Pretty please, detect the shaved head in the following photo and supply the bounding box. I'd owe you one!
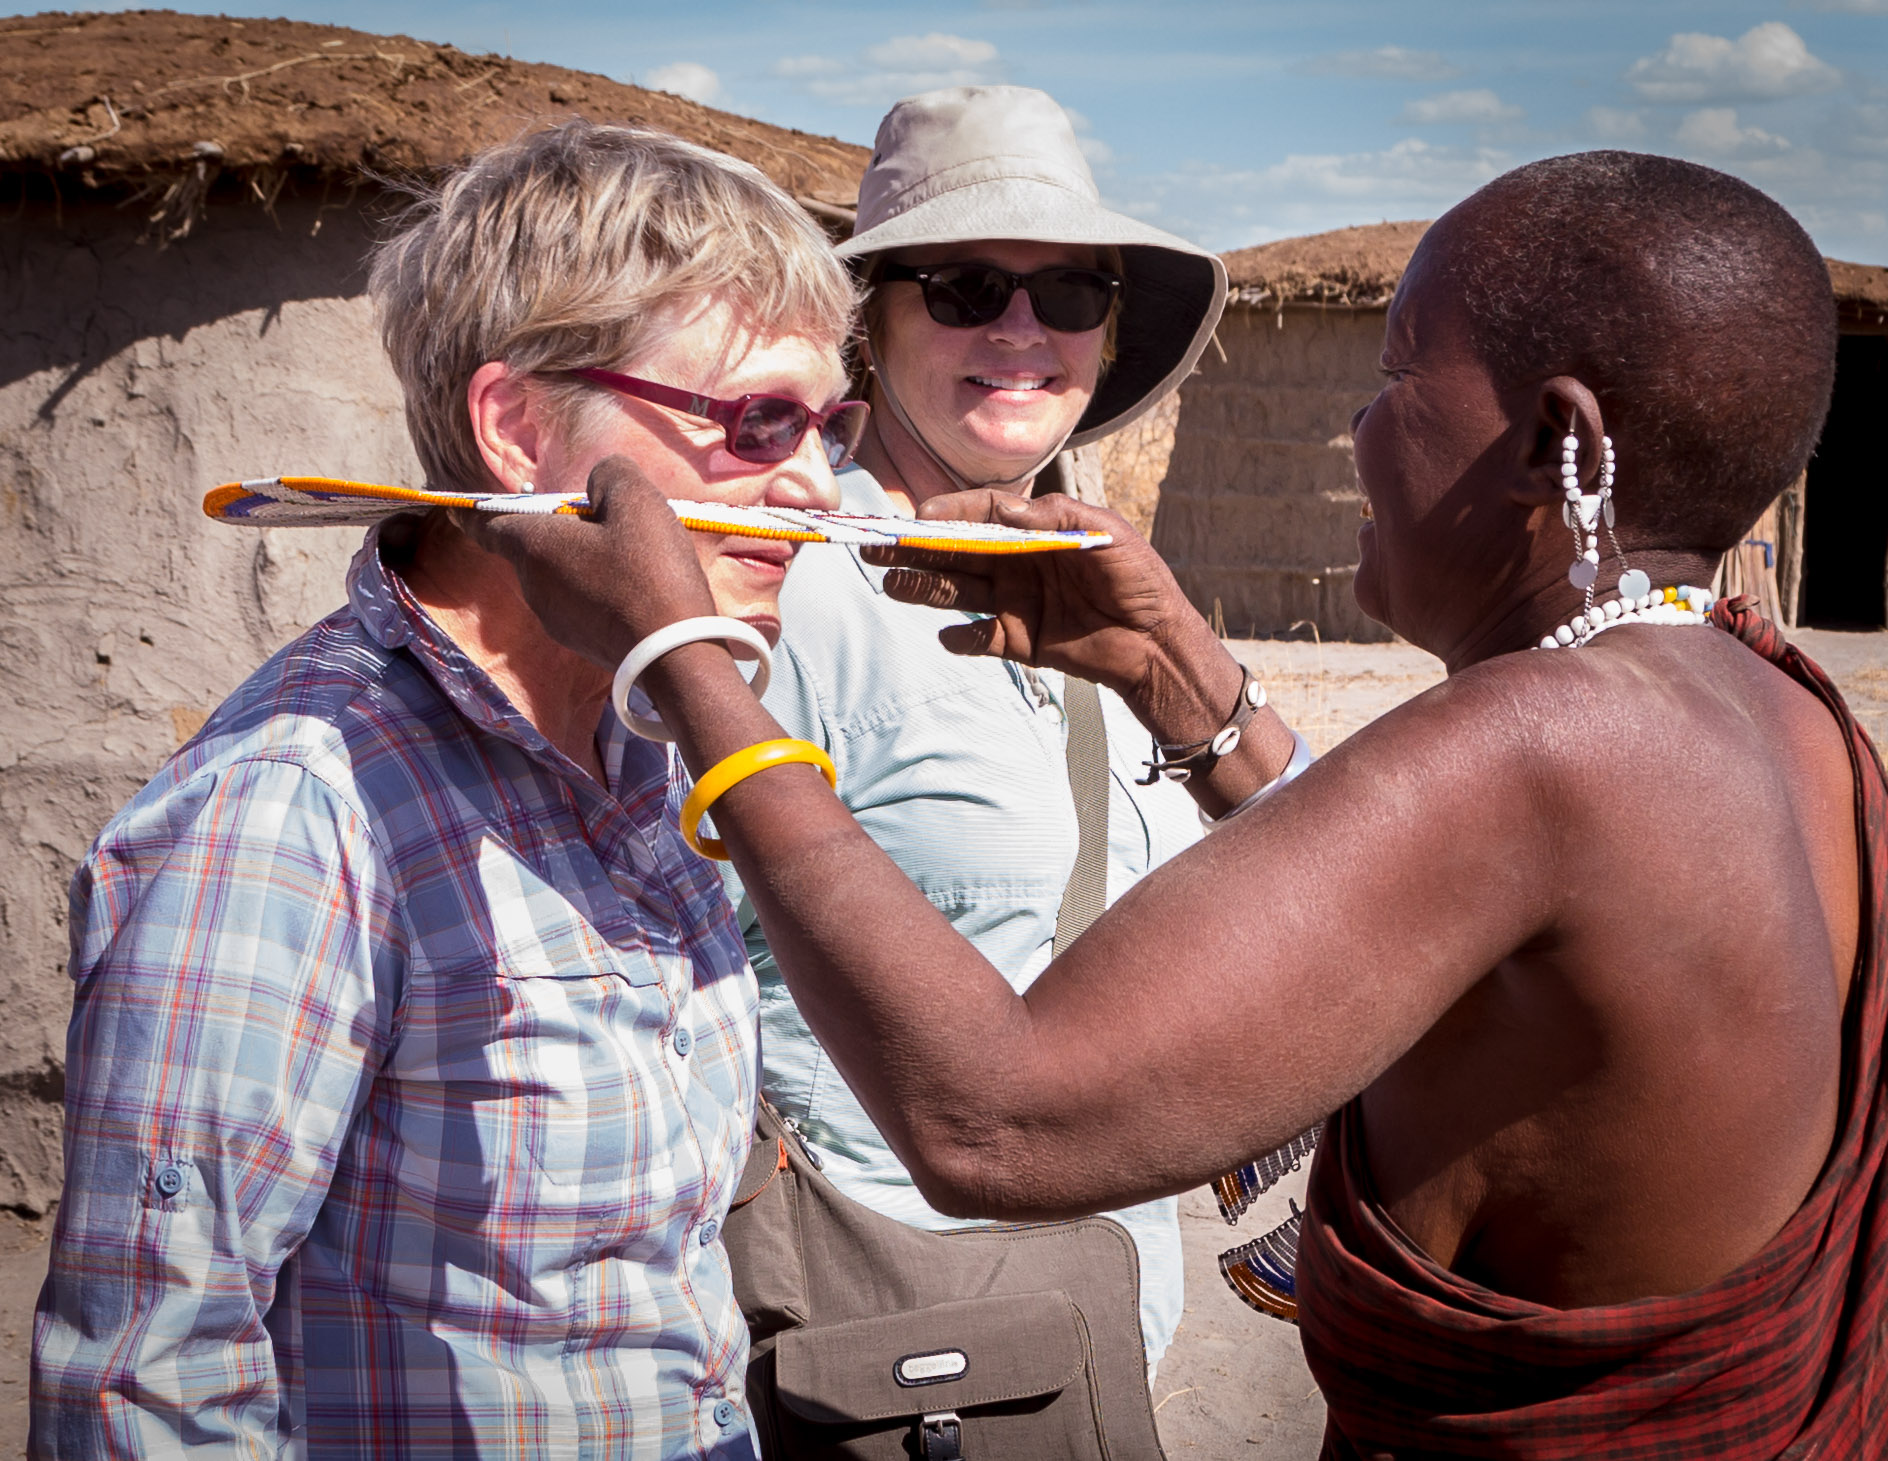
[1432,152,1836,554]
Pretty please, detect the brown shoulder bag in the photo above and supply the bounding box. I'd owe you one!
[722,1097,1168,1461]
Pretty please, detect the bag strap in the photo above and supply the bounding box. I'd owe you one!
[920,1411,965,1460]
[1053,675,1110,957]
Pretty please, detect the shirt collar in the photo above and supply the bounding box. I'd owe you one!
[835,465,906,597]
[345,523,659,800]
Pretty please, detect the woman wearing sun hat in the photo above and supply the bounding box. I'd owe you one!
[721,84,1237,1374]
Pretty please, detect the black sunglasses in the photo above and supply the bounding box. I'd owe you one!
[878,261,1123,334]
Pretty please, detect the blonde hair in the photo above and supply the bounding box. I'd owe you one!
[370,120,858,491]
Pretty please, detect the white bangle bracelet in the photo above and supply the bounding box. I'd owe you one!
[611,616,773,741]
[1200,728,1314,830]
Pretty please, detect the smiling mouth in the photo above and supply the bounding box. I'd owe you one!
[967,374,1051,391]
[723,540,795,568]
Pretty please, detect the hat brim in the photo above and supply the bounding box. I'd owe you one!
[839,177,1228,445]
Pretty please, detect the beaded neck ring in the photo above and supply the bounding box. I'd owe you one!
[1539,583,1715,649]
[1537,426,1716,649]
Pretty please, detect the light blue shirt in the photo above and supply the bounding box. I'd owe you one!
[724,465,1201,1368]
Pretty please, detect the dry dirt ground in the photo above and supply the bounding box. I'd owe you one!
[0,629,1879,1458]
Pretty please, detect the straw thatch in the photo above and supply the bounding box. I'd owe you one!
[1222,220,1430,310]
[1830,259,1888,332]
[0,10,868,240]
[1223,220,1887,328]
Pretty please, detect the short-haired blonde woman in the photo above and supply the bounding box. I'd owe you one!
[722,86,1240,1378]
[36,120,855,1458]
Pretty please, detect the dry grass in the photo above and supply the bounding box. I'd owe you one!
[1221,637,1446,753]
[1829,663,1888,748]
[1220,629,1888,757]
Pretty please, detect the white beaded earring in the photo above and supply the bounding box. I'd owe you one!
[1538,424,1719,649]
[1561,426,1649,611]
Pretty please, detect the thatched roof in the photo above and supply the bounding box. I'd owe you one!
[1222,221,1430,309]
[1223,219,1888,327]
[1829,259,1888,330]
[0,10,868,235]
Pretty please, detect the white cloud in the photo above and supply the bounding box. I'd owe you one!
[863,33,997,70]
[1713,146,1888,243]
[1822,101,1888,155]
[1674,107,1793,153]
[772,55,844,79]
[1104,121,1888,262]
[1109,138,1510,250]
[1626,22,1842,104]
[1301,46,1462,81]
[1245,139,1511,204]
[1398,89,1524,125]
[643,61,724,106]
[1585,106,1650,142]
[773,32,1003,106]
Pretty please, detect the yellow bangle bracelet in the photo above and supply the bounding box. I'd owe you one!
[679,738,837,860]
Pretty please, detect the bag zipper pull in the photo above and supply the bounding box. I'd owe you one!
[780,1113,824,1170]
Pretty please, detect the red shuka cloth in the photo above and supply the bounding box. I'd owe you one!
[1297,601,1888,1460]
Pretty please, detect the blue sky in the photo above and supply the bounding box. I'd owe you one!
[77,1,1888,261]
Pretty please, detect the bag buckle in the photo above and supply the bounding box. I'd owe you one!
[918,1410,963,1460]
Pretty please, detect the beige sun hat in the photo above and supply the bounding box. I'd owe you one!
[838,85,1228,449]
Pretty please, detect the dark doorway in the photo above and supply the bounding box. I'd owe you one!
[1802,333,1888,629]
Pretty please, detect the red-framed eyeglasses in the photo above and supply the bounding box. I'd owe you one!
[568,367,870,469]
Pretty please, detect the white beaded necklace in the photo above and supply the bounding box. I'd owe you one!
[1538,584,1715,650]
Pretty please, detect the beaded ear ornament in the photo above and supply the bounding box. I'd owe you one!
[1562,426,1631,601]
[1538,428,1714,649]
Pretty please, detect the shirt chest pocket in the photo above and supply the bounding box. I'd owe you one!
[389,843,685,1206]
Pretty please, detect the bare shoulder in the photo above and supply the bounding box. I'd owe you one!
[1310,626,1855,910]
[1417,625,1857,982]
[1363,626,1839,790]
[1328,627,1861,1303]
[1474,626,1850,794]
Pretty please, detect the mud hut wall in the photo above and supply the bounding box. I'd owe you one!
[1151,303,1390,641]
[0,196,416,1213]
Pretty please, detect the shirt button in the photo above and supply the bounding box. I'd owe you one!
[673,1025,693,1057]
[712,1399,738,1429]
[153,1164,185,1199]
[698,1219,720,1246]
